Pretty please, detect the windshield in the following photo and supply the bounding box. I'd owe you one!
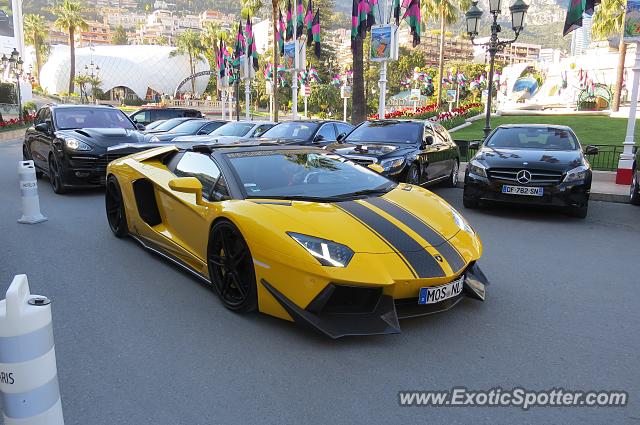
[345,121,422,144]
[486,127,579,151]
[145,120,165,130]
[54,108,135,130]
[152,118,191,132]
[168,120,207,134]
[226,150,395,200]
[260,122,319,140]
[211,122,255,137]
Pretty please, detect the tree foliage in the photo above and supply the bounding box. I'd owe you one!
[52,0,88,93]
[111,25,128,45]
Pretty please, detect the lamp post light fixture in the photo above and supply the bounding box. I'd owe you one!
[466,0,529,138]
[1,48,25,121]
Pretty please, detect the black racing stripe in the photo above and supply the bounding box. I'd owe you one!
[364,197,466,273]
[336,201,445,278]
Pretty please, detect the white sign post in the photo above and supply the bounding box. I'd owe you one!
[341,85,352,122]
[371,0,399,119]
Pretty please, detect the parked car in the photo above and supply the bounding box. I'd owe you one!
[630,147,640,205]
[463,124,598,218]
[144,120,166,131]
[144,117,199,134]
[173,121,276,144]
[23,105,147,194]
[326,120,460,187]
[147,119,227,142]
[129,107,203,126]
[257,120,354,146]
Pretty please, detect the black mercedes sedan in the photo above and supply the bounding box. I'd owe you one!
[256,120,354,146]
[463,124,598,218]
[326,120,460,187]
[23,105,147,194]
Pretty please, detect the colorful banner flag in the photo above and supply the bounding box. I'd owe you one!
[393,0,401,25]
[296,0,304,38]
[402,0,421,47]
[312,8,321,58]
[245,16,259,72]
[286,0,294,41]
[278,8,286,55]
[305,0,314,46]
[563,0,600,36]
[232,20,245,79]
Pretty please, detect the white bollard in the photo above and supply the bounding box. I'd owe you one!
[0,275,64,425]
[18,161,47,224]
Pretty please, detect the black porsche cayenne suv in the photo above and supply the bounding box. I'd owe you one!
[23,105,147,194]
[463,124,598,218]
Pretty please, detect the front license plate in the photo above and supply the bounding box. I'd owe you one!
[418,277,464,305]
[502,185,544,196]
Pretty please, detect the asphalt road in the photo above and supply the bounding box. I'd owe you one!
[1,139,639,425]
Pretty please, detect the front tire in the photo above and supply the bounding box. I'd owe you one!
[207,220,258,313]
[463,194,479,209]
[568,202,588,219]
[405,163,421,185]
[48,153,67,194]
[106,175,128,238]
[630,171,640,205]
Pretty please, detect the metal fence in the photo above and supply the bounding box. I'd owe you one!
[454,140,623,171]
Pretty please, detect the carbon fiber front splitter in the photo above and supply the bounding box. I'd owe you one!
[260,263,489,339]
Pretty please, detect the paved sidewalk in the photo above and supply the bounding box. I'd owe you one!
[458,163,631,203]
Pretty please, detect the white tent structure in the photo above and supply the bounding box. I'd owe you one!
[38,45,210,99]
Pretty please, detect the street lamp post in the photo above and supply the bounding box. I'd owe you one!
[83,60,100,104]
[465,0,529,138]
[2,48,24,121]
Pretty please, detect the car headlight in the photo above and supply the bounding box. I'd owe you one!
[563,165,589,183]
[149,136,160,143]
[468,159,487,178]
[287,232,354,267]
[379,157,405,171]
[65,138,92,151]
[451,208,475,235]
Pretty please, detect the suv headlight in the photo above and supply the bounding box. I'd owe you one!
[468,159,487,178]
[379,157,405,171]
[287,232,354,267]
[563,165,589,183]
[65,138,92,151]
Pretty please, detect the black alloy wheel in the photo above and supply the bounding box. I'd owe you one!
[406,163,421,185]
[207,220,257,313]
[631,171,640,205]
[568,201,589,219]
[106,175,128,237]
[48,154,67,194]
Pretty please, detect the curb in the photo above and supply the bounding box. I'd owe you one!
[0,128,26,142]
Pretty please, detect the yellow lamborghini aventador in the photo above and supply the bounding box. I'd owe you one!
[105,143,488,338]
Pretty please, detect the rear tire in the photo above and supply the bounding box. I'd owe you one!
[447,161,460,188]
[106,175,128,238]
[207,220,258,313]
[630,171,640,205]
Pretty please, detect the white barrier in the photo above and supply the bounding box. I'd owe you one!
[18,161,47,224]
[0,275,64,425]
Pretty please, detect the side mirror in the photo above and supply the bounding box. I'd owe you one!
[469,141,481,150]
[421,135,433,149]
[136,123,146,131]
[585,145,599,155]
[35,122,49,133]
[337,133,347,142]
[313,134,325,143]
[168,177,204,205]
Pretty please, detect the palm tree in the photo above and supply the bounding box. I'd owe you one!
[593,0,626,112]
[53,0,88,94]
[422,0,470,107]
[170,30,206,95]
[271,0,280,121]
[201,21,222,59]
[23,14,48,86]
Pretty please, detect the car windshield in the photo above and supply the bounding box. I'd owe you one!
[260,122,319,140]
[486,127,579,151]
[145,120,165,130]
[54,108,135,130]
[152,118,191,132]
[345,121,421,144]
[225,149,395,200]
[168,120,207,134]
[211,122,255,137]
